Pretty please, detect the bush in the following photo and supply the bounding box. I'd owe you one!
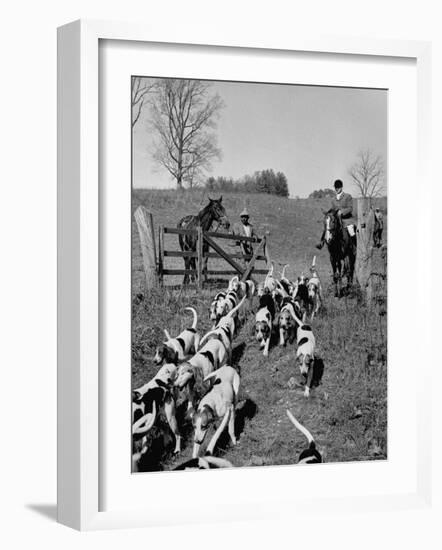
[205,169,289,197]
[309,188,335,199]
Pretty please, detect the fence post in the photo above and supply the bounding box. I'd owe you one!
[158,225,164,287]
[241,237,265,282]
[134,206,158,292]
[197,226,203,290]
[355,197,375,303]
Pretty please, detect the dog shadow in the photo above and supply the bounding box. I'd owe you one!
[312,356,325,387]
[135,424,175,472]
[213,397,258,455]
[231,341,247,367]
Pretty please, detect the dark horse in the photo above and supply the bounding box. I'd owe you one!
[178,197,230,285]
[323,208,356,297]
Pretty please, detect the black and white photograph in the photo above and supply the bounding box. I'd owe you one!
[131,76,387,473]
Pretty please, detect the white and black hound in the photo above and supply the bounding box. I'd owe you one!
[191,366,240,458]
[255,292,276,356]
[174,337,228,412]
[291,275,310,323]
[198,295,246,363]
[286,410,322,464]
[291,312,317,397]
[257,262,278,297]
[154,307,200,365]
[228,276,256,301]
[132,363,181,470]
[278,264,296,296]
[209,291,226,328]
[278,297,299,346]
[215,289,240,324]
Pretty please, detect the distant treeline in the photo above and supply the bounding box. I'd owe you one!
[205,169,289,197]
[308,188,335,199]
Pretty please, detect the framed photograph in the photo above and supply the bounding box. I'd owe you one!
[57,20,432,530]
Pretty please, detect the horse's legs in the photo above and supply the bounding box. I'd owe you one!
[189,257,196,283]
[331,260,339,298]
[335,261,342,298]
[203,250,209,282]
[183,256,189,285]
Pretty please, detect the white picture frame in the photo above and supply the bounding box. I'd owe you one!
[57,19,432,531]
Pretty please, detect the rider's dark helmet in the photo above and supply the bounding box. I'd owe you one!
[334,179,343,190]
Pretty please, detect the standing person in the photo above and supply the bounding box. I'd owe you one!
[232,208,258,263]
[316,179,356,250]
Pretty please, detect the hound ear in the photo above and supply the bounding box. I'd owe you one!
[218,196,223,203]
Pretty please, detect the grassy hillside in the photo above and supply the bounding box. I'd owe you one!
[132,189,387,471]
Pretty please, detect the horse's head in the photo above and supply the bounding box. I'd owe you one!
[323,208,341,244]
[208,196,230,229]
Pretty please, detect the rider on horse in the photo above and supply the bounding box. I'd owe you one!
[316,179,356,250]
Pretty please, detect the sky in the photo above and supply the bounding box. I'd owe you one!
[132,79,387,198]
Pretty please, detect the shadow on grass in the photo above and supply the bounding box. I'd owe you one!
[213,397,258,455]
[231,341,247,367]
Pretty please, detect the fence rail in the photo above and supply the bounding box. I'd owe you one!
[163,226,262,243]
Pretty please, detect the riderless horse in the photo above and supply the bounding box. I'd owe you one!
[322,208,356,297]
[178,197,230,285]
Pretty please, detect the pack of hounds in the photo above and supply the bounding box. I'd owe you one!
[132,257,325,472]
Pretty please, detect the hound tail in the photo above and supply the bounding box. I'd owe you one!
[198,329,219,350]
[185,306,198,330]
[133,402,157,438]
[225,293,247,319]
[280,263,290,280]
[264,261,274,286]
[163,329,172,340]
[286,410,315,446]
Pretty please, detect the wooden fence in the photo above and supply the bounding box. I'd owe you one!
[134,206,270,291]
[158,226,269,289]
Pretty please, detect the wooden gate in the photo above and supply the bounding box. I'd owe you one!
[158,226,269,288]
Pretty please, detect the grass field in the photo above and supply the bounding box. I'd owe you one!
[132,189,387,471]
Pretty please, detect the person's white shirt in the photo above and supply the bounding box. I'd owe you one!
[243,223,252,237]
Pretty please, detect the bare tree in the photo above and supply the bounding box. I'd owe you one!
[150,79,224,189]
[131,77,156,128]
[348,149,385,198]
